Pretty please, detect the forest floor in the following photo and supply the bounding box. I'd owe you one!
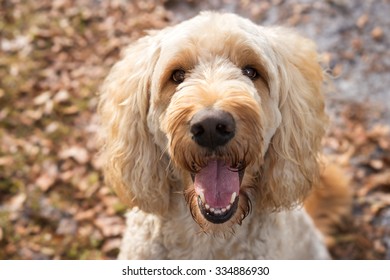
[0,0,389,259]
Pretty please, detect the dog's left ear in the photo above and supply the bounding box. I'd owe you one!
[259,28,329,210]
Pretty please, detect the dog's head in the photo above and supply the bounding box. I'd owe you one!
[99,12,328,233]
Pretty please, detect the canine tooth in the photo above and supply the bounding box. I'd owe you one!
[198,192,205,203]
[221,208,226,213]
[230,192,237,204]
[205,204,210,210]
[226,205,231,211]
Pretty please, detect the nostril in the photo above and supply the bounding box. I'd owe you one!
[216,124,226,133]
[190,123,204,137]
[216,123,234,136]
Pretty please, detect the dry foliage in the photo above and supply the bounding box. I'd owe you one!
[0,0,170,259]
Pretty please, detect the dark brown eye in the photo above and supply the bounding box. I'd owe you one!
[242,66,258,80]
[171,69,186,84]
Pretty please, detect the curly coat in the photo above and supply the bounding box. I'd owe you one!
[98,12,347,259]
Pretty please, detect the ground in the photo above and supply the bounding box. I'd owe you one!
[0,0,389,259]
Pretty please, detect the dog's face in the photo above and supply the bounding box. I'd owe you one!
[147,15,283,230]
[99,12,327,234]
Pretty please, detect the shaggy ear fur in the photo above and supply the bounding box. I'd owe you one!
[259,28,329,210]
[98,34,171,214]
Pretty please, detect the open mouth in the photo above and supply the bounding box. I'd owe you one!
[191,159,245,224]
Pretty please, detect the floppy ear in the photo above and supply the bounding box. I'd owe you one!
[98,34,171,214]
[260,28,329,210]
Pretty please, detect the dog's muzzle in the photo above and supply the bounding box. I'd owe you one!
[189,109,243,224]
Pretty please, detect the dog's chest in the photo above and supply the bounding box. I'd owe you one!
[160,210,270,259]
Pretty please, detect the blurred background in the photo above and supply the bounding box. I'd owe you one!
[0,0,389,259]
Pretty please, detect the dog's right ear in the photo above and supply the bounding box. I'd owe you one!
[98,33,171,214]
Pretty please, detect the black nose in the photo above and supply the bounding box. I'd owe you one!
[190,109,235,149]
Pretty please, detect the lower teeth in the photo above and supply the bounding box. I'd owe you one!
[198,192,237,215]
[206,204,232,215]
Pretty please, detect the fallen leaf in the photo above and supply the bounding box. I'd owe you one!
[6,193,26,213]
[36,161,59,191]
[94,216,125,237]
[74,208,96,221]
[0,156,14,166]
[359,170,390,196]
[36,173,56,192]
[101,238,121,253]
[369,159,384,171]
[371,26,384,41]
[356,14,369,29]
[54,90,70,103]
[56,218,78,235]
[59,146,90,164]
[34,91,52,105]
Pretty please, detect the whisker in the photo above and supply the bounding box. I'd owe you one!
[172,191,185,195]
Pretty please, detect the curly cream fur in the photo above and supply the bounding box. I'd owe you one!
[99,12,331,259]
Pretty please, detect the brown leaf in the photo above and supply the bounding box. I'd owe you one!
[36,161,59,191]
[0,156,14,166]
[34,91,52,105]
[373,239,386,254]
[74,208,97,221]
[369,159,384,171]
[356,14,369,29]
[332,63,343,77]
[351,38,363,52]
[36,173,56,192]
[59,146,90,164]
[371,26,384,41]
[54,90,70,103]
[101,238,121,254]
[7,193,26,212]
[94,216,125,237]
[359,170,390,196]
[56,218,78,235]
[61,105,79,115]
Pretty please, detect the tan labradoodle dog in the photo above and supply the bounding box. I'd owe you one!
[98,12,350,259]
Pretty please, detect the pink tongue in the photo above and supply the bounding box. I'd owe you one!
[194,160,239,208]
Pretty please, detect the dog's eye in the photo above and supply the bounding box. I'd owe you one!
[242,66,258,80]
[171,69,186,84]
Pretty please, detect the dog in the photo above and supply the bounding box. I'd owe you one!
[98,12,350,259]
